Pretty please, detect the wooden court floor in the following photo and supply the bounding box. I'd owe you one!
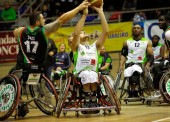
[1,53,170,122]
[3,101,170,122]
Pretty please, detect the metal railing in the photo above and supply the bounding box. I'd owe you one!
[0,6,170,31]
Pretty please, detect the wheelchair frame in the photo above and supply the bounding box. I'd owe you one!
[0,66,58,121]
[55,72,121,118]
[159,67,170,103]
[119,69,152,104]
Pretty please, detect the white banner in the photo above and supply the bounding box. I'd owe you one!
[144,20,164,44]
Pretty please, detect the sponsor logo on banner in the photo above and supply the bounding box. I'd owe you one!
[50,22,133,52]
[144,20,164,44]
[0,31,18,62]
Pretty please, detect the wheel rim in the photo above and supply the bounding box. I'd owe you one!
[0,75,20,121]
[29,74,58,115]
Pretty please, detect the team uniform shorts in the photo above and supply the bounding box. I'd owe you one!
[78,70,98,85]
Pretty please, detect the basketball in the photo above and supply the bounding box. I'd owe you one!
[165,30,170,41]
[88,0,102,8]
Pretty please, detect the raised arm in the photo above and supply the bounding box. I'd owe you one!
[44,1,90,37]
[71,8,88,51]
[93,2,109,50]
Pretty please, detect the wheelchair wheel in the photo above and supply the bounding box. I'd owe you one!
[102,75,121,114]
[159,70,170,103]
[114,71,122,92]
[29,74,58,115]
[56,76,71,118]
[0,74,21,121]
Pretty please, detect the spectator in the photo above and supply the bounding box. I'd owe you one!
[1,1,16,30]
[122,0,137,11]
[44,38,58,80]
[41,4,52,24]
[133,11,146,23]
[99,46,112,75]
[122,0,137,21]
[53,43,71,90]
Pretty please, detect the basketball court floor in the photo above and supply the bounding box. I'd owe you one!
[3,101,170,122]
[1,58,170,122]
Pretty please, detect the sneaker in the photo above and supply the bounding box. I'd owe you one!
[146,90,162,100]
[153,90,161,98]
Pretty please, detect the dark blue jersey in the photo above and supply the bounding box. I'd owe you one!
[54,52,71,70]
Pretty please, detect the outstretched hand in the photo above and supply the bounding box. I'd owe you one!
[78,0,90,11]
[91,0,103,12]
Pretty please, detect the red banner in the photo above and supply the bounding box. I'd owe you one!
[0,31,18,63]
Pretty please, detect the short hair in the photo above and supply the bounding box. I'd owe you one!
[133,23,142,28]
[152,35,160,40]
[29,12,41,26]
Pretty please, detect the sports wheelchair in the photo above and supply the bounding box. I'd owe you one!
[118,63,153,104]
[55,71,121,118]
[0,64,58,121]
[158,61,170,103]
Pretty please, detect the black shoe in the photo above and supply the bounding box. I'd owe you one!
[134,91,139,97]
[128,91,134,98]
[18,103,29,117]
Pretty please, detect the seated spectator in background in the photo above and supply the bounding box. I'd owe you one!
[54,43,71,90]
[133,11,146,23]
[41,4,52,24]
[154,10,162,19]
[98,46,112,75]
[122,0,137,21]
[1,1,16,30]
[44,38,58,81]
[122,0,137,11]
[139,11,147,20]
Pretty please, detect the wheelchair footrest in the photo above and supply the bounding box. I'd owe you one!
[121,97,145,102]
[62,106,116,112]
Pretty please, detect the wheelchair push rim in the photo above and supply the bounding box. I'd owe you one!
[29,74,58,115]
[101,75,121,114]
[159,70,170,103]
[0,74,21,121]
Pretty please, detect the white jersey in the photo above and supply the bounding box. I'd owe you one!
[152,43,163,59]
[126,37,148,64]
[74,42,98,73]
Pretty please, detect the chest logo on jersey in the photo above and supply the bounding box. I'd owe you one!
[138,56,142,60]
[81,51,85,56]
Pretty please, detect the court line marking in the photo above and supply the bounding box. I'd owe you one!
[152,117,170,122]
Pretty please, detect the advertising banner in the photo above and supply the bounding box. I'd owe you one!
[144,20,164,44]
[0,22,133,63]
[0,31,18,63]
[50,22,133,52]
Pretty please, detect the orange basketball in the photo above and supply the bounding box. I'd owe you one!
[88,0,102,8]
